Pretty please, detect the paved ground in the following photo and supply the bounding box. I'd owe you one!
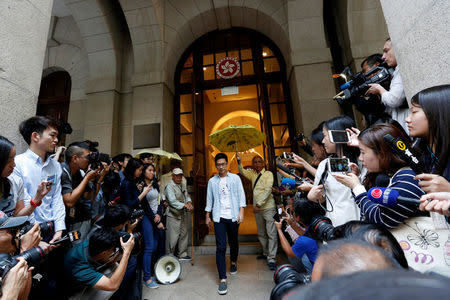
[142,255,275,299]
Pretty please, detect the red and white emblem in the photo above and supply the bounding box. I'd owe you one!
[370,188,382,199]
[216,57,240,79]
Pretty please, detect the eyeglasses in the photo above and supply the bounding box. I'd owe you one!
[216,163,227,168]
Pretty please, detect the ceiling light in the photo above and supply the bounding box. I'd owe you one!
[262,52,268,57]
[203,67,207,71]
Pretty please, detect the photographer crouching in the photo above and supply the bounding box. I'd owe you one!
[274,198,324,274]
[63,227,135,300]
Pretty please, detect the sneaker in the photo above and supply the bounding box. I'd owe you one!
[144,279,159,289]
[179,255,192,261]
[230,263,237,275]
[256,254,267,260]
[218,281,227,295]
[268,262,277,271]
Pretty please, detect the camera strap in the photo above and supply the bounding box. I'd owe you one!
[318,160,334,213]
[253,173,263,189]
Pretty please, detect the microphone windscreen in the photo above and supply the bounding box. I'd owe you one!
[375,174,390,187]
[367,187,399,207]
[281,177,297,189]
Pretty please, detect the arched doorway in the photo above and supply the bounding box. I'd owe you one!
[37,70,71,145]
[174,28,297,242]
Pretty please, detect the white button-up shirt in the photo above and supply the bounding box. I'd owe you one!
[14,149,66,231]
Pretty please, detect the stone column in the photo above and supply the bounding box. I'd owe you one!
[380,0,450,100]
[0,0,54,153]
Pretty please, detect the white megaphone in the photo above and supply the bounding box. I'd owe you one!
[154,254,182,284]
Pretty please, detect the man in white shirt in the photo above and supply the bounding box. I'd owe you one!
[365,38,409,133]
[205,153,246,295]
[14,116,65,243]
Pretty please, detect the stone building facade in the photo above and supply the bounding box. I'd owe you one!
[1,0,449,156]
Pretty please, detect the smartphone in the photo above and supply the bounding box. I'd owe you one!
[283,152,293,161]
[327,158,350,174]
[328,130,350,144]
[273,207,283,222]
[46,174,56,187]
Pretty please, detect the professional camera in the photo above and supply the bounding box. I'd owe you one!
[130,209,144,222]
[333,65,393,105]
[18,221,54,238]
[0,246,46,279]
[309,215,336,242]
[119,231,142,255]
[87,151,101,170]
[271,264,311,300]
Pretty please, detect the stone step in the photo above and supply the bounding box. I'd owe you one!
[202,234,259,244]
[188,242,262,256]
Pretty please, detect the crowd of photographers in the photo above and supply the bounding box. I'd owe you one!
[0,116,193,299]
[269,38,450,298]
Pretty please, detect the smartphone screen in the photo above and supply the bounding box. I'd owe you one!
[329,158,350,173]
[329,130,349,143]
[46,174,56,185]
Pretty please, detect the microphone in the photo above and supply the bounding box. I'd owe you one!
[281,178,301,189]
[277,164,302,181]
[375,174,390,187]
[367,187,420,207]
[383,134,426,175]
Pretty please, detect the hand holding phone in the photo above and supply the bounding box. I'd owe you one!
[328,158,350,174]
[328,130,350,144]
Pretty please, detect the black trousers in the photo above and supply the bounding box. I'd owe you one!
[214,218,239,279]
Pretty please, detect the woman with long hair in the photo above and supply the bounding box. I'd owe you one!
[405,84,450,193]
[307,116,361,226]
[0,136,50,216]
[119,158,150,209]
[333,123,425,228]
[139,163,165,288]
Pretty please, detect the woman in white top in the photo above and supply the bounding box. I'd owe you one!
[0,136,50,217]
[307,116,361,226]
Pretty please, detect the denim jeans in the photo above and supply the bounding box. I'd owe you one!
[214,218,239,279]
[142,215,165,281]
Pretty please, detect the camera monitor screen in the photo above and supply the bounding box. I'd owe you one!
[329,130,349,143]
[329,158,350,173]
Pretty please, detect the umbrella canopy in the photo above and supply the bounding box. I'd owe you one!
[136,149,182,161]
[209,124,265,152]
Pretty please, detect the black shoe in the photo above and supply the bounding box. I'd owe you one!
[268,262,277,271]
[179,255,191,261]
[256,254,267,260]
[230,263,237,275]
[218,281,227,295]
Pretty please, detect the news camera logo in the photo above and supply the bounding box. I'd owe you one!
[396,140,406,150]
[370,188,389,205]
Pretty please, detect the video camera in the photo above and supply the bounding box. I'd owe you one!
[333,65,393,105]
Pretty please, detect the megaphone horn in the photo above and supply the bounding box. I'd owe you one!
[154,254,182,285]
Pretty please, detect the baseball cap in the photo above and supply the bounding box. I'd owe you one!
[172,168,183,175]
[0,211,28,230]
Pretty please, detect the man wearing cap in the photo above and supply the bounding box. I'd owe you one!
[165,168,193,260]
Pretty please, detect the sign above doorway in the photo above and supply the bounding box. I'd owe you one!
[221,86,238,96]
[216,57,240,79]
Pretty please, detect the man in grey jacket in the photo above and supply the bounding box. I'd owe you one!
[205,153,246,295]
[165,168,193,260]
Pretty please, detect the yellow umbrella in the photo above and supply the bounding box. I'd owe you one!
[136,149,182,161]
[209,124,266,152]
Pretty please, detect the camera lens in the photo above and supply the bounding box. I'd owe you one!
[271,265,311,300]
[310,216,336,242]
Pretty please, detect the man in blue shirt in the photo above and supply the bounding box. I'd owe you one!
[205,153,246,295]
[275,197,324,273]
[14,116,66,243]
[64,227,135,298]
